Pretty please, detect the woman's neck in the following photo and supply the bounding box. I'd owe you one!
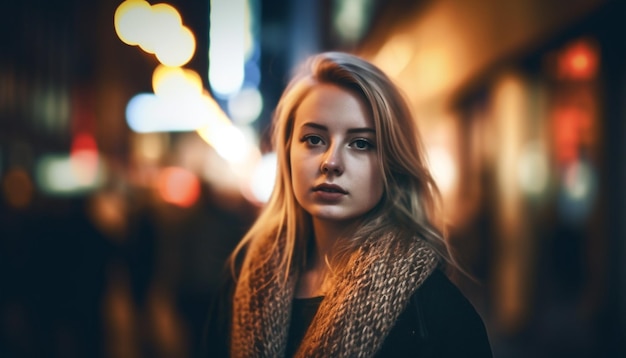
[310,219,354,269]
[294,219,355,298]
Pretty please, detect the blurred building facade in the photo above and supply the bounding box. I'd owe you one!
[355,0,625,356]
[1,0,624,357]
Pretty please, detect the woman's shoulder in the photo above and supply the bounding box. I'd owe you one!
[419,269,472,301]
[415,268,483,322]
[409,268,493,356]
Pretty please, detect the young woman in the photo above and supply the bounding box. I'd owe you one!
[204,52,492,357]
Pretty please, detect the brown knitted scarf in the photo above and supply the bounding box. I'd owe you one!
[231,231,439,357]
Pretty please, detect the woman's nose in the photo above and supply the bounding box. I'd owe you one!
[320,147,344,175]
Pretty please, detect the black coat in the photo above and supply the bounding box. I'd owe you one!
[203,269,492,357]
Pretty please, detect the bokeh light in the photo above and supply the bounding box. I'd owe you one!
[197,121,250,164]
[558,38,599,80]
[35,154,105,195]
[141,3,183,54]
[114,0,195,67]
[132,132,169,163]
[558,159,597,223]
[70,133,99,186]
[247,152,277,204]
[518,140,550,197]
[2,168,34,209]
[227,87,263,125]
[114,0,153,47]
[333,0,373,44]
[372,33,413,78]
[154,26,196,67]
[157,166,201,207]
[125,92,211,133]
[426,145,457,194]
[152,65,203,99]
[209,0,246,97]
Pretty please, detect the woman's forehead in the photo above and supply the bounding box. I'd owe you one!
[292,83,374,130]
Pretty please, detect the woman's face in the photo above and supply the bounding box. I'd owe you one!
[289,83,384,225]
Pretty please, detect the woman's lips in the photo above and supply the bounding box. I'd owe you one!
[313,183,347,193]
[312,183,347,201]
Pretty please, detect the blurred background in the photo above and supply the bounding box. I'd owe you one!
[1,0,624,357]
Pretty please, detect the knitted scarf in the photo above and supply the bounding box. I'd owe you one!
[231,231,439,357]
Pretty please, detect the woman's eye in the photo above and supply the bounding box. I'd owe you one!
[303,135,324,146]
[352,139,374,150]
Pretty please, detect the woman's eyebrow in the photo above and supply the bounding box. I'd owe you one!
[346,128,375,134]
[300,122,375,134]
[301,122,327,131]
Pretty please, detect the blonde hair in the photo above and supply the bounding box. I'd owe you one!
[230,52,454,281]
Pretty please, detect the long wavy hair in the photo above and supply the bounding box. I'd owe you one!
[230,52,455,282]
